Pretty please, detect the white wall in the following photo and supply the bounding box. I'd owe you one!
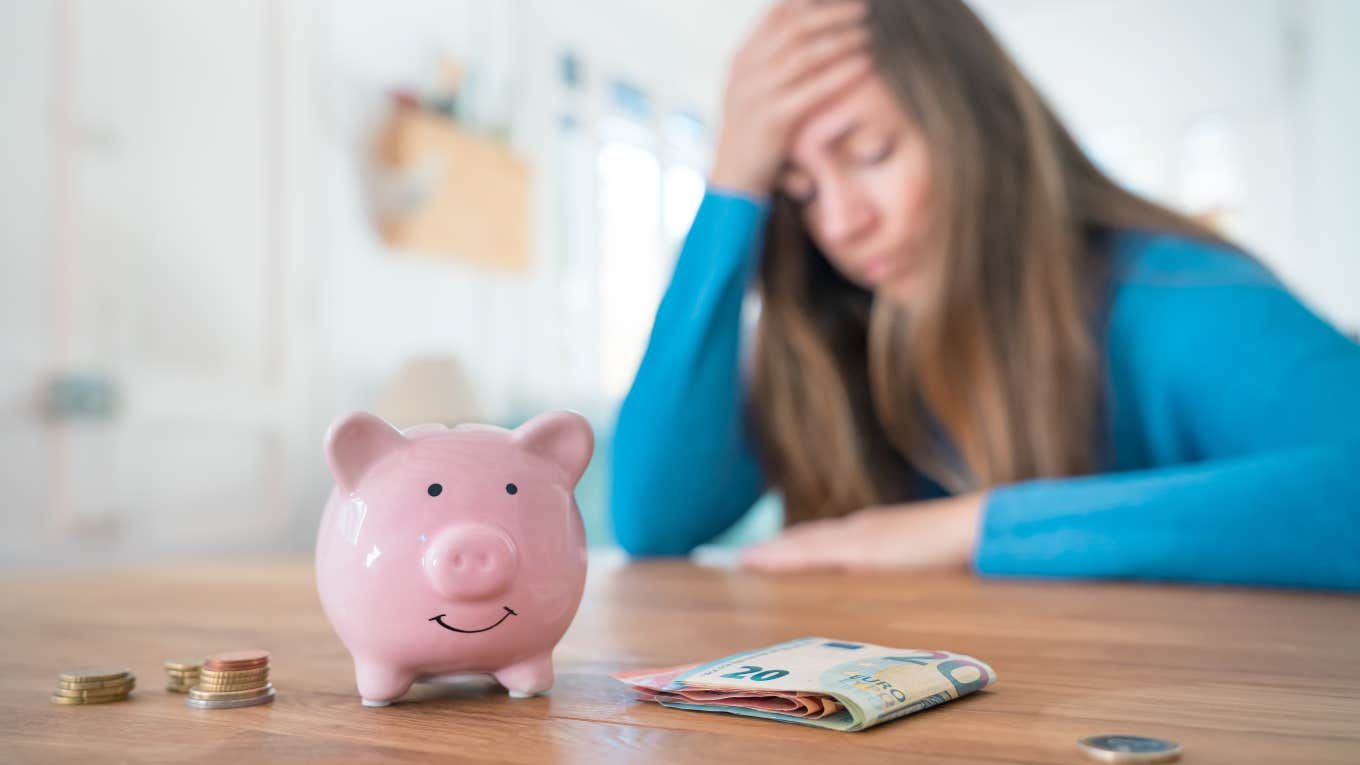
[1298,0,1360,332]
[973,0,1355,332]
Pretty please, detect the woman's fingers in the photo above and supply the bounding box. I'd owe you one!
[769,50,875,129]
[750,0,868,68]
[740,520,850,571]
[706,0,872,196]
[764,22,871,95]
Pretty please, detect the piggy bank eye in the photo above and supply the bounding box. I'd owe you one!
[505,483,518,496]
[427,483,443,497]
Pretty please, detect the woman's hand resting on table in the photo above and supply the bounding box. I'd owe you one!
[739,492,987,573]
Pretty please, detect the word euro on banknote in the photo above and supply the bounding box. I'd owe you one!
[612,637,997,731]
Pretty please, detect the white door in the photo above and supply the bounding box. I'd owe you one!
[0,0,312,567]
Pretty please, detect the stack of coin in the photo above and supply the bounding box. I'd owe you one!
[164,657,204,693]
[51,666,135,705]
[186,650,275,709]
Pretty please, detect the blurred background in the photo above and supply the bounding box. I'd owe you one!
[2,0,1357,569]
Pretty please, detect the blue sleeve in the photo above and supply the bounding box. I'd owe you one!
[609,187,770,556]
[976,250,1360,589]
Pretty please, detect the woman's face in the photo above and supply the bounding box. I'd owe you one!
[777,71,935,301]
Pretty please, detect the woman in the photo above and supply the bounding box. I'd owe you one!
[609,0,1360,588]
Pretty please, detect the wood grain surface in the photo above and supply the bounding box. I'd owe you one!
[2,555,1357,763]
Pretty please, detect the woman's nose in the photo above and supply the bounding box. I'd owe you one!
[816,181,876,244]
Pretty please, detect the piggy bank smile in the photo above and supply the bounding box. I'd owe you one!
[429,606,518,634]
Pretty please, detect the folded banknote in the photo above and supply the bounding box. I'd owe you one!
[612,637,997,731]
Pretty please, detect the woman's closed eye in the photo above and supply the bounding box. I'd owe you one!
[779,140,895,206]
[853,137,895,165]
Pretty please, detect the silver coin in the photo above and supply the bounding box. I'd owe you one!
[184,687,276,710]
[1078,735,1181,763]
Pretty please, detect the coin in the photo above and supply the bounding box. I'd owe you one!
[166,684,195,693]
[164,657,205,671]
[199,667,269,681]
[50,691,130,705]
[52,685,134,699]
[196,680,269,693]
[57,675,136,690]
[58,666,132,682]
[199,670,269,683]
[198,677,268,689]
[184,687,276,709]
[203,650,269,671]
[189,683,275,701]
[1078,735,1182,763]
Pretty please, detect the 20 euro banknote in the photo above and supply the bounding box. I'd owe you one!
[612,637,997,731]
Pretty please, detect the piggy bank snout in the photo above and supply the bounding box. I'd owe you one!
[422,525,519,601]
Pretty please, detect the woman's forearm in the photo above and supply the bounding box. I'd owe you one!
[610,189,771,555]
[976,441,1360,589]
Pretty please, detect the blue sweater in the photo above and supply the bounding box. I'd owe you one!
[610,187,1360,589]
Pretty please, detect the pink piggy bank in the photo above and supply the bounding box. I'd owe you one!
[315,409,592,707]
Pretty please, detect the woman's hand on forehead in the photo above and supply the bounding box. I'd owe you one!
[708,0,874,197]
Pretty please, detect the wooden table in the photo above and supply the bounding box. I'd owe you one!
[2,555,1358,763]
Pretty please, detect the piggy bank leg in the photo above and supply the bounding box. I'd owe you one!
[494,653,554,698]
[354,660,416,707]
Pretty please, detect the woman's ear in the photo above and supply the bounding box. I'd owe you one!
[511,410,595,488]
[324,411,407,493]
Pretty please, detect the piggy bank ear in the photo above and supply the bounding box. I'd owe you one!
[511,410,594,487]
[324,411,408,493]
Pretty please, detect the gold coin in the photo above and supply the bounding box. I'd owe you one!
[195,684,267,695]
[196,679,269,691]
[54,678,135,693]
[198,677,267,687]
[166,684,195,693]
[52,684,135,699]
[199,667,269,680]
[197,676,268,688]
[197,670,268,682]
[163,657,205,671]
[188,683,274,701]
[57,675,137,690]
[199,664,268,675]
[58,666,132,682]
[166,672,200,681]
[50,691,130,704]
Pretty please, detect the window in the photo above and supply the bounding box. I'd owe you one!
[595,80,710,399]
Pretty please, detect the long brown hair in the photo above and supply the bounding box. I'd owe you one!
[750,0,1233,524]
